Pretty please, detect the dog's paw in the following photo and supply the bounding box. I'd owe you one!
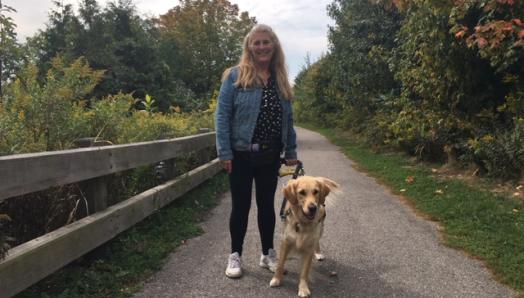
[270,277,281,287]
[298,287,311,297]
[314,253,325,261]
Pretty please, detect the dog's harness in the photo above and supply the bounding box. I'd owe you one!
[279,159,304,221]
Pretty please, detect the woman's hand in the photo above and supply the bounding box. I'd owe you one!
[285,159,298,166]
[221,160,232,174]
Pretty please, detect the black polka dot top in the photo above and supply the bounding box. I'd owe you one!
[252,76,282,144]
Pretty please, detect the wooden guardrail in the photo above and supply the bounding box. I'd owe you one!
[0,131,221,297]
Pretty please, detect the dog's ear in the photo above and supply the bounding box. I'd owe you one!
[316,177,339,204]
[283,180,299,205]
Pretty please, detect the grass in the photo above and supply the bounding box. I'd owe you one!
[301,124,524,296]
[16,173,229,298]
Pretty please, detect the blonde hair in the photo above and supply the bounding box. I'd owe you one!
[222,24,293,100]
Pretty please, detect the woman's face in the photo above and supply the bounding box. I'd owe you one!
[249,32,274,66]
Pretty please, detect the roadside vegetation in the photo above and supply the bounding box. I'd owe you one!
[294,2,524,293]
[294,0,524,181]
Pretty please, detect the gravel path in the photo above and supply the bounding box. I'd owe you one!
[133,127,514,298]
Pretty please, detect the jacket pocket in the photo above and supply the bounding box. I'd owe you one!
[234,89,257,112]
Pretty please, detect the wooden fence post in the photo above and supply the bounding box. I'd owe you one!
[74,138,110,214]
[196,128,212,165]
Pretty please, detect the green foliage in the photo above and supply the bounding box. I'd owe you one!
[84,93,133,143]
[156,0,255,98]
[27,0,196,112]
[467,120,524,179]
[328,0,401,97]
[0,57,216,155]
[450,0,524,73]
[293,55,342,128]
[0,57,103,154]
[294,0,402,133]
[22,0,252,112]
[0,2,23,97]
[294,0,524,178]
[139,94,157,114]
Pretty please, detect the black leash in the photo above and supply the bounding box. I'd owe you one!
[279,159,304,221]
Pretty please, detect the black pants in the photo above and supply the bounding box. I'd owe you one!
[229,150,280,256]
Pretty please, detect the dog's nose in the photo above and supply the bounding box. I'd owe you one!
[308,204,317,214]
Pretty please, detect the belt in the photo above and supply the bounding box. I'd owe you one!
[249,140,281,152]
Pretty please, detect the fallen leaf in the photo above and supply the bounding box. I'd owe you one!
[435,189,444,195]
[329,271,338,277]
[516,185,523,190]
[513,209,519,213]
[513,192,520,197]
[400,189,407,192]
[405,176,415,184]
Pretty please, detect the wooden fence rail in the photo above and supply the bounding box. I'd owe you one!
[0,132,216,202]
[0,132,221,298]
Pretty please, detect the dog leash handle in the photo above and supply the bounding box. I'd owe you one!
[279,160,304,221]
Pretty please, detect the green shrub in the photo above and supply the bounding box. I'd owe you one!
[468,121,524,179]
[0,58,216,260]
[0,57,104,154]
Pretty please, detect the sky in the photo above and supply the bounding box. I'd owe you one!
[4,0,335,82]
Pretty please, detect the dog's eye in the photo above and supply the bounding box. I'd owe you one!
[299,190,306,196]
[313,189,319,195]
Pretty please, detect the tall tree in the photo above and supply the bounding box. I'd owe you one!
[327,0,402,127]
[0,0,21,98]
[26,0,190,111]
[156,0,255,96]
[34,1,79,73]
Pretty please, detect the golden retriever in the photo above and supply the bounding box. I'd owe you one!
[270,176,339,297]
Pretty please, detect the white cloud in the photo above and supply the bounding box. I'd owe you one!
[4,0,334,82]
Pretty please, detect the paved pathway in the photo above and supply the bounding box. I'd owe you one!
[134,127,514,297]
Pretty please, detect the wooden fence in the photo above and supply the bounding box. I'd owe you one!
[0,132,221,297]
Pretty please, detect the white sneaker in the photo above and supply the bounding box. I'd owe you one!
[225,252,242,278]
[259,248,278,272]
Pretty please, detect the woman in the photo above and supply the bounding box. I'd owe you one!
[215,24,297,278]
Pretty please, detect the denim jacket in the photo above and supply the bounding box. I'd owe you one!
[215,67,297,161]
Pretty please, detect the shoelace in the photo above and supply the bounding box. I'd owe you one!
[229,256,241,268]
